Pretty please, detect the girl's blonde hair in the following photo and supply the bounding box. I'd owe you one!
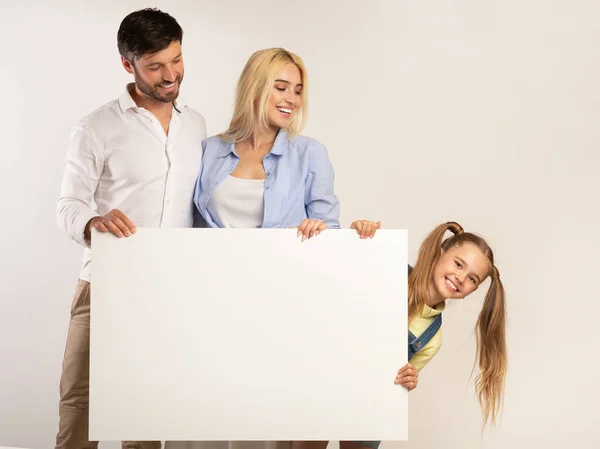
[409,222,507,429]
[220,47,308,142]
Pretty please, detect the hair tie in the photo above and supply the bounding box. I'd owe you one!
[491,266,500,279]
[447,221,464,235]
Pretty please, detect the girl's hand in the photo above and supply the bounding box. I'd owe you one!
[394,362,418,391]
[297,219,328,241]
[350,220,381,239]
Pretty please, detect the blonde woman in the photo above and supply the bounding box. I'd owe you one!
[164,47,343,449]
[293,220,507,449]
[193,47,340,239]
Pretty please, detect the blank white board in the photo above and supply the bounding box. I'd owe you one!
[89,228,408,441]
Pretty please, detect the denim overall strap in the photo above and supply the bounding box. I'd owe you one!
[408,313,442,360]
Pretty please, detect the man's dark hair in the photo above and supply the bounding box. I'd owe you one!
[117,8,183,63]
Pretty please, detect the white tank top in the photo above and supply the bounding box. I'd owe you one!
[209,175,265,228]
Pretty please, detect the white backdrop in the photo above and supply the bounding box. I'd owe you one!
[1,0,599,448]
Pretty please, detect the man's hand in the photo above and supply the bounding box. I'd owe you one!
[85,209,136,241]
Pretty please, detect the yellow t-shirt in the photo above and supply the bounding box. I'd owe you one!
[408,302,445,372]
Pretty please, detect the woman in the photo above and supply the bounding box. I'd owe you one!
[193,47,340,240]
[294,220,507,449]
[166,47,371,449]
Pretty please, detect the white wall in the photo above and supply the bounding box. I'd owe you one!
[1,0,599,448]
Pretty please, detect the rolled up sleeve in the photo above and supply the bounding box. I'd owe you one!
[304,141,341,229]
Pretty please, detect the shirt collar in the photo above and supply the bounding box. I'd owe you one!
[269,128,288,156]
[420,301,445,318]
[118,84,138,112]
[118,83,187,113]
[218,128,290,158]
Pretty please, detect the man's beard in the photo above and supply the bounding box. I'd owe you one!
[134,70,184,103]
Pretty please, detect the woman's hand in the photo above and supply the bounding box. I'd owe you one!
[394,363,418,391]
[350,220,381,239]
[297,218,328,241]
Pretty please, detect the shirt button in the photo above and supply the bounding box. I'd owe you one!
[267,172,271,176]
[266,186,270,190]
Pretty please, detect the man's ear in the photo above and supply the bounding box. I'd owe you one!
[121,56,135,75]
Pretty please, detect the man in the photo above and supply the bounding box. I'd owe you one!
[55,8,206,449]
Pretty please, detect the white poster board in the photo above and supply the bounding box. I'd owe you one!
[89,228,408,441]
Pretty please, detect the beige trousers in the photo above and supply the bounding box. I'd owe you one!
[56,279,161,449]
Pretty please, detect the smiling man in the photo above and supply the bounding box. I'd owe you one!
[55,8,206,449]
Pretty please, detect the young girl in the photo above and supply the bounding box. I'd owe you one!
[294,220,507,449]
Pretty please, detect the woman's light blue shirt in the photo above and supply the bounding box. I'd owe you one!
[193,129,341,229]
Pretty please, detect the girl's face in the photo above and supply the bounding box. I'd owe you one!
[266,63,303,129]
[431,243,490,301]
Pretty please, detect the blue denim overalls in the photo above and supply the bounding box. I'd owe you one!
[407,264,442,359]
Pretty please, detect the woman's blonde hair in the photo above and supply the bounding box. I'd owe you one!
[220,47,308,142]
[409,222,507,429]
